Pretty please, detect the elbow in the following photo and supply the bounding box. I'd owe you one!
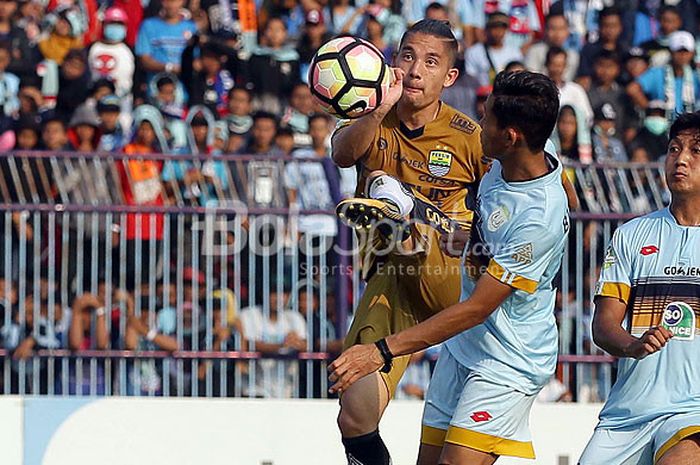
[331,150,355,168]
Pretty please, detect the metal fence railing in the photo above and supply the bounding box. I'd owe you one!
[0,153,667,401]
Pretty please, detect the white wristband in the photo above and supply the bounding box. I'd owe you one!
[95,307,105,317]
[146,329,157,342]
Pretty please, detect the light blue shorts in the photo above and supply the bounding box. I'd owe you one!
[579,411,700,465]
[420,348,537,459]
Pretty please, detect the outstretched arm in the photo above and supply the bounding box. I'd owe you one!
[328,273,512,393]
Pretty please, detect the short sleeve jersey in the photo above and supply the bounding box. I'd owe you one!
[337,102,487,230]
[445,152,569,395]
[595,208,700,428]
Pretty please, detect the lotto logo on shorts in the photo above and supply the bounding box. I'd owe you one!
[470,411,492,423]
[661,301,696,341]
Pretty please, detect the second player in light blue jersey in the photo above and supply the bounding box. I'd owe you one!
[329,71,569,465]
[579,112,700,465]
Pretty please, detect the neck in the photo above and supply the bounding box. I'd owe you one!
[164,14,179,24]
[256,142,271,153]
[670,197,700,226]
[673,64,685,76]
[487,40,503,48]
[598,81,614,90]
[500,148,549,182]
[602,39,616,49]
[314,145,326,156]
[396,100,440,130]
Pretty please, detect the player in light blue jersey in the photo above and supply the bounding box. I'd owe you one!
[329,71,569,465]
[579,112,700,465]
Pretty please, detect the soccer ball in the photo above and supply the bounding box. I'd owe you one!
[309,37,392,119]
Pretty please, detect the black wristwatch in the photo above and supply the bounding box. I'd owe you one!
[375,338,394,373]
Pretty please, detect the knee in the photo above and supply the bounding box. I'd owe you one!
[337,401,377,437]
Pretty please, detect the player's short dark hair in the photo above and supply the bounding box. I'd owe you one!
[545,46,567,66]
[399,19,458,67]
[491,71,560,152]
[599,6,622,21]
[504,60,525,73]
[669,111,700,140]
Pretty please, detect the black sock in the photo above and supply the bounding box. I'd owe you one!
[342,429,392,465]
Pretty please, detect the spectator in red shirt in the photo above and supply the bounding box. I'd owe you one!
[118,105,169,290]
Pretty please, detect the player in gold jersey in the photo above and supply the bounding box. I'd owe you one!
[330,19,487,465]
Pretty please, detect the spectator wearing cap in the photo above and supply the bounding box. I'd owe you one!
[38,5,83,64]
[627,100,670,162]
[628,30,699,119]
[639,5,683,67]
[67,103,100,152]
[465,11,523,86]
[56,49,91,121]
[244,17,300,114]
[96,95,128,152]
[525,13,579,81]
[618,46,650,86]
[298,9,333,81]
[576,7,627,91]
[180,35,235,116]
[407,0,475,46]
[468,0,540,53]
[592,103,628,163]
[135,0,197,82]
[588,50,636,142]
[87,7,134,100]
[0,0,41,82]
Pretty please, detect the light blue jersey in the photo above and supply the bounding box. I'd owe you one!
[445,151,569,395]
[595,208,700,429]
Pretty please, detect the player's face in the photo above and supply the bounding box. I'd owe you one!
[479,96,507,160]
[665,129,700,196]
[394,33,458,109]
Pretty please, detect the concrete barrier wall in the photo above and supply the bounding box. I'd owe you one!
[0,397,601,465]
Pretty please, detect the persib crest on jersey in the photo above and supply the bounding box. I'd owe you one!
[428,150,452,177]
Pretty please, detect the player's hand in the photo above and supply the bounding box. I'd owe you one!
[626,326,673,359]
[328,343,384,394]
[440,229,470,257]
[381,67,404,109]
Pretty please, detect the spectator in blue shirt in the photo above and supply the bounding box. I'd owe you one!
[627,30,700,119]
[135,0,198,84]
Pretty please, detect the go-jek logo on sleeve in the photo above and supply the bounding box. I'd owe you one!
[661,302,696,341]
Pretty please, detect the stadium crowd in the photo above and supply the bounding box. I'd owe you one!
[0,0,693,399]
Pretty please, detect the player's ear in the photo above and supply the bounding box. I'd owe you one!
[506,127,519,147]
[443,67,459,88]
